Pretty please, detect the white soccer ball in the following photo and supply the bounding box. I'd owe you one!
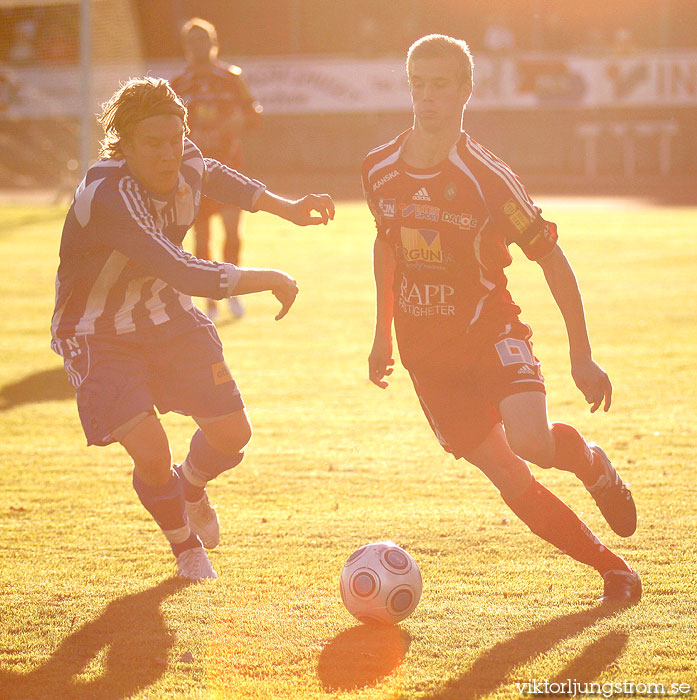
[340,541,422,625]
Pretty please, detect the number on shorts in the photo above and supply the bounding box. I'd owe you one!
[495,337,534,367]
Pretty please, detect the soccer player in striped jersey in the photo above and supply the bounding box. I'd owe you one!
[362,35,640,603]
[172,17,263,320]
[51,77,334,580]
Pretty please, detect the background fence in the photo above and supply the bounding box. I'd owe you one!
[0,0,695,195]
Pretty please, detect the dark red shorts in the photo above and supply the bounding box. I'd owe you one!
[408,321,545,457]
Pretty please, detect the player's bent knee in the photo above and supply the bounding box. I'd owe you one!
[200,410,252,455]
[506,433,554,468]
[211,424,251,455]
[499,393,555,467]
[507,441,547,468]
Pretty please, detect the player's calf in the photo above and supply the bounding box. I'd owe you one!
[179,427,247,548]
[503,478,633,575]
[132,467,203,556]
[181,427,246,495]
[549,422,601,483]
[549,424,636,536]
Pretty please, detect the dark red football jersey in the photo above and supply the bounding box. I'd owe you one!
[362,129,558,371]
[171,61,261,163]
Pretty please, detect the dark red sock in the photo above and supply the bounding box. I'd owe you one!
[504,479,630,574]
[550,422,602,486]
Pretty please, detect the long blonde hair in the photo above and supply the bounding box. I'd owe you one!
[98,77,189,159]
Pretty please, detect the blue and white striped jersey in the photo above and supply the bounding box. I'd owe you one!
[51,138,265,357]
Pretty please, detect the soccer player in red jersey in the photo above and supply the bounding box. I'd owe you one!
[52,78,334,580]
[171,17,263,320]
[362,35,640,603]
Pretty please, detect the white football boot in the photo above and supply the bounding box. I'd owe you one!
[176,546,218,580]
[185,492,220,549]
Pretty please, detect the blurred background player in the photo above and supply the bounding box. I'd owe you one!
[363,34,640,603]
[51,77,334,580]
[171,17,263,320]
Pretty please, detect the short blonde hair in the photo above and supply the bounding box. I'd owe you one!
[98,77,188,159]
[407,34,474,92]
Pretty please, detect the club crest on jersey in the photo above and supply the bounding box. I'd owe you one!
[412,187,431,201]
[379,198,396,218]
[397,227,454,268]
[444,183,457,200]
[400,202,440,222]
[503,199,532,232]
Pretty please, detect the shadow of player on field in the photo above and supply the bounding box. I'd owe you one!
[0,367,74,412]
[423,602,633,699]
[0,577,191,700]
[317,624,412,691]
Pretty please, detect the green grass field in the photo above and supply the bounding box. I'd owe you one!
[0,197,695,700]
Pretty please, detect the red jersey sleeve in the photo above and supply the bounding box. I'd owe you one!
[361,165,390,239]
[466,137,558,261]
[494,181,558,261]
[509,215,559,261]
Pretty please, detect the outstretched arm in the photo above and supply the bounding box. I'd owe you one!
[255,190,335,226]
[537,244,612,412]
[232,268,298,321]
[201,155,334,225]
[369,236,396,389]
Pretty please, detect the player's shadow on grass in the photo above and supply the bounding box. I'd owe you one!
[0,367,74,412]
[424,602,634,700]
[317,624,412,691]
[0,577,191,700]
